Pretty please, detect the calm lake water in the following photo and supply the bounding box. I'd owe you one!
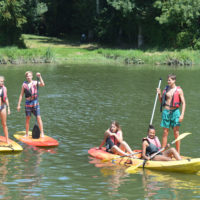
[0,63,200,199]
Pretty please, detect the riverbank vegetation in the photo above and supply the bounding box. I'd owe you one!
[0,34,200,66]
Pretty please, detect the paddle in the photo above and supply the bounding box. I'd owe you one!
[32,77,40,139]
[150,78,162,125]
[125,132,192,173]
[102,151,142,163]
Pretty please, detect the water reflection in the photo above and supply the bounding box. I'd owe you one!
[0,157,9,199]
[89,156,200,199]
[141,169,200,199]
[89,157,130,197]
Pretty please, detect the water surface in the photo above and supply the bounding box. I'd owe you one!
[0,63,199,199]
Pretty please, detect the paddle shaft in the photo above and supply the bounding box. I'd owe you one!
[150,78,162,125]
[102,151,141,162]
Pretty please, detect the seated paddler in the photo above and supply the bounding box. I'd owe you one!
[142,125,181,161]
[99,121,135,157]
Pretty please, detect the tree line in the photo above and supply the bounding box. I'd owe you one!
[1,0,200,49]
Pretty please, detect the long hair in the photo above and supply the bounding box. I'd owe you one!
[111,121,121,132]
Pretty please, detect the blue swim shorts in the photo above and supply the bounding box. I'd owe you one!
[25,99,40,117]
[160,109,180,129]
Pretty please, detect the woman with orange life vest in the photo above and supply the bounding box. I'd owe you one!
[99,121,135,157]
[157,74,186,154]
[0,76,10,144]
[17,71,45,137]
[142,125,181,161]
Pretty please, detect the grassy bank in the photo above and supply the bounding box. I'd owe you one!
[0,34,200,66]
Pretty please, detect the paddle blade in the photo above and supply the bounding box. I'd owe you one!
[172,132,192,144]
[101,158,111,163]
[125,162,143,173]
[32,124,40,139]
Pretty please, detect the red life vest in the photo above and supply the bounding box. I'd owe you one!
[23,81,38,99]
[161,86,181,109]
[0,85,7,103]
[110,131,122,145]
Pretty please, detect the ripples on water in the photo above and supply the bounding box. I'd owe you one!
[0,64,199,199]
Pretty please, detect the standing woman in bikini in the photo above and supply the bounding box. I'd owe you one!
[157,74,186,153]
[0,76,10,144]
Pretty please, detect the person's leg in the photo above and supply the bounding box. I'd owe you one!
[37,116,44,137]
[0,108,9,143]
[163,148,181,160]
[118,141,134,154]
[162,128,169,148]
[171,109,181,154]
[25,116,31,137]
[173,126,180,154]
[111,145,130,156]
[34,104,44,137]
[161,109,170,148]
[152,155,171,161]
[25,102,32,137]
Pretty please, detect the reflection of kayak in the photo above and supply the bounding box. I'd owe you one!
[0,136,23,152]
[14,131,59,147]
[88,147,200,174]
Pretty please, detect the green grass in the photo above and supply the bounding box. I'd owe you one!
[0,34,200,66]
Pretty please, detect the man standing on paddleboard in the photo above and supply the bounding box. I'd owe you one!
[17,71,45,137]
[157,74,186,154]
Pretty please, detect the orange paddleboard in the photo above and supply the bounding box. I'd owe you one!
[14,131,59,147]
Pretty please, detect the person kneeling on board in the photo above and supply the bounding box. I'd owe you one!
[142,125,181,161]
[99,121,135,157]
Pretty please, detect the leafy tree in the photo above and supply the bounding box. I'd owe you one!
[105,0,157,47]
[42,0,74,37]
[154,0,200,48]
[0,0,26,46]
[23,0,48,35]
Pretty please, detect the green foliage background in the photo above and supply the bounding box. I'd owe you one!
[0,0,200,49]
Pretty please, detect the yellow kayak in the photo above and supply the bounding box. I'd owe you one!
[0,136,23,152]
[88,147,200,174]
[123,158,200,174]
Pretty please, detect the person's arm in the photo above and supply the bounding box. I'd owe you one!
[36,72,45,87]
[111,130,123,143]
[179,88,186,122]
[157,88,162,103]
[142,140,150,160]
[99,131,109,149]
[17,86,24,112]
[5,98,10,115]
